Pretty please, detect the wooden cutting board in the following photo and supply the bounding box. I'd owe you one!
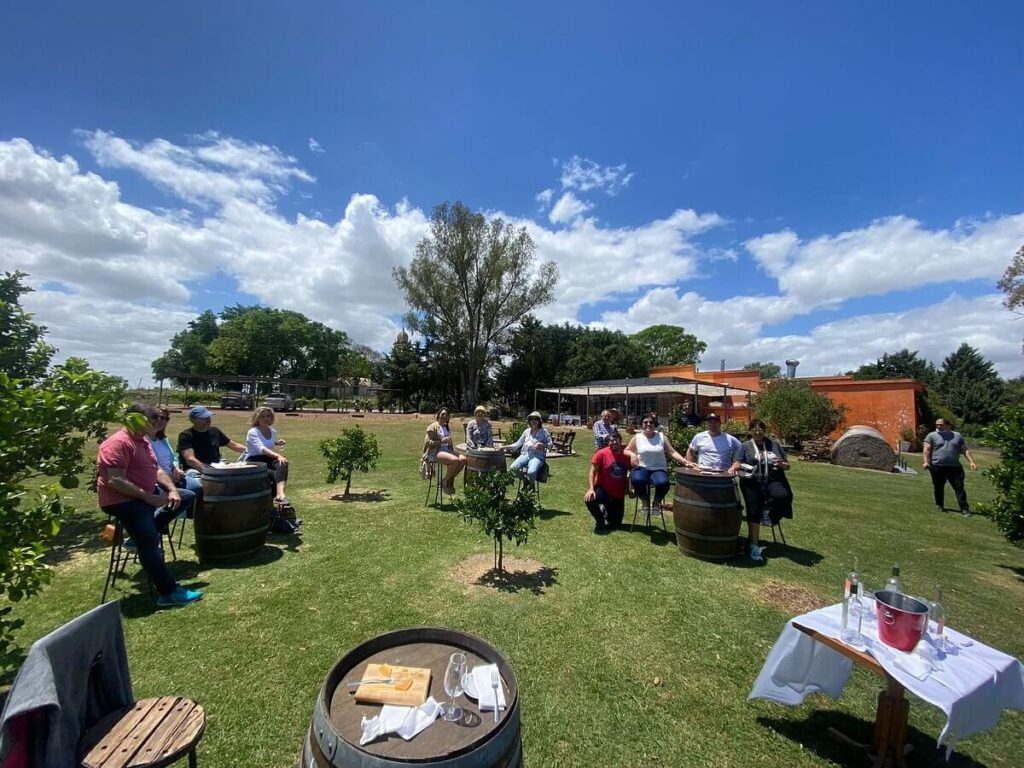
[353,663,432,706]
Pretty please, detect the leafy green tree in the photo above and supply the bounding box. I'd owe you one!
[562,328,649,384]
[751,379,846,447]
[853,349,938,385]
[999,244,1024,351]
[498,319,581,409]
[455,470,539,572]
[1,272,127,666]
[393,201,559,411]
[742,361,782,380]
[1003,376,1024,409]
[939,343,1004,425]
[319,426,382,497]
[379,332,424,410]
[631,325,707,367]
[977,406,1024,545]
[151,310,219,383]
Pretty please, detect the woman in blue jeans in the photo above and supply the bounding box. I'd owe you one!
[505,411,552,485]
[624,413,686,515]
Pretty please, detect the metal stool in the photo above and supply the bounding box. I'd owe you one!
[629,483,668,537]
[424,461,446,507]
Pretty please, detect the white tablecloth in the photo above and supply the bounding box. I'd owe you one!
[749,600,1024,752]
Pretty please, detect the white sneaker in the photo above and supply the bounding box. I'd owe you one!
[750,544,763,562]
[642,505,651,518]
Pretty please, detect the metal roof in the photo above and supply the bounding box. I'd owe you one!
[537,376,755,399]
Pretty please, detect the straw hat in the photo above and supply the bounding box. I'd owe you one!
[473,406,488,416]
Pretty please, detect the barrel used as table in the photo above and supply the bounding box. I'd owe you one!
[301,627,522,768]
[456,443,507,485]
[672,467,742,560]
[195,462,273,562]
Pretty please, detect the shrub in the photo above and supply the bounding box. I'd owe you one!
[751,379,846,448]
[723,419,748,439]
[455,470,539,572]
[977,406,1024,545]
[320,426,382,497]
[509,421,526,440]
[418,400,436,415]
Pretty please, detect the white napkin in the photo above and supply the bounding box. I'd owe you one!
[359,696,441,745]
[891,649,934,681]
[471,664,506,712]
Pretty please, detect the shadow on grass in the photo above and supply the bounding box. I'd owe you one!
[751,542,824,568]
[45,509,109,566]
[758,711,991,767]
[537,505,572,520]
[101,561,210,619]
[329,489,391,503]
[615,520,674,547]
[267,531,303,553]
[998,564,1024,584]
[196,545,284,570]
[475,565,559,596]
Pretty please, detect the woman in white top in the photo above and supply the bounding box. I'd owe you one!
[624,412,686,515]
[242,406,290,505]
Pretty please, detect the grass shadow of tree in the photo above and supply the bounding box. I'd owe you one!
[45,509,110,566]
[330,489,391,503]
[997,564,1024,584]
[475,565,559,596]
[757,711,992,767]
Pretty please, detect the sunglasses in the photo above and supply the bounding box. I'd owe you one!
[642,421,655,426]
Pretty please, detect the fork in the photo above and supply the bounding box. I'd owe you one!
[345,678,394,688]
[490,669,500,723]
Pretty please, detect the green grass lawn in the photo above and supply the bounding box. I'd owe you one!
[9,412,1024,767]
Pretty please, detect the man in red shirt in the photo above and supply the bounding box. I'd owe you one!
[584,431,631,533]
[97,404,202,607]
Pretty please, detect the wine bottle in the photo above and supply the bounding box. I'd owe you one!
[884,563,903,594]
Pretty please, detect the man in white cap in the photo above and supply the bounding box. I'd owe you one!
[685,413,741,475]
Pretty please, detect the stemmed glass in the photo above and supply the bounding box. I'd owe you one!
[443,652,467,722]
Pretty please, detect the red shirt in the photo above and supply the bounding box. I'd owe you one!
[591,447,631,499]
[96,429,158,507]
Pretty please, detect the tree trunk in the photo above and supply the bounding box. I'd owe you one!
[344,471,352,498]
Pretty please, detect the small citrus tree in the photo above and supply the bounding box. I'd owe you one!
[455,470,539,572]
[319,426,382,497]
[977,406,1024,545]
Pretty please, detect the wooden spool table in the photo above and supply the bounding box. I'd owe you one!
[301,627,522,767]
[80,696,205,768]
[455,443,507,488]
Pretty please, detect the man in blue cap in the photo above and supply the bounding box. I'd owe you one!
[177,406,246,479]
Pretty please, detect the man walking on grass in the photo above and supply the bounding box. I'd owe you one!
[923,418,977,517]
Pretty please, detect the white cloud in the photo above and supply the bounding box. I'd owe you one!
[535,188,554,207]
[746,215,1024,307]
[548,191,592,225]
[308,137,325,153]
[559,155,634,196]
[81,130,312,208]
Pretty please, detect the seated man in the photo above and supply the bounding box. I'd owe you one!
[97,404,202,607]
[685,412,741,475]
[176,406,246,487]
[584,431,630,533]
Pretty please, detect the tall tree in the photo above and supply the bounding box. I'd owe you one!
[631,325,707,367]
[151,310,219,383]
[852,349,938,385]
[742,361,782,380]
[939,343,1005,425]
[393,201,558,411]
[379,332,424,409]
[999,244,1024,351]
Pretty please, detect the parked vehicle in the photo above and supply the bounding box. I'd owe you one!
[263,392,295,412]
[220,391,254,410]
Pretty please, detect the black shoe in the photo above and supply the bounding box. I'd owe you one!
[593,521,606,534]
[935,505,945,514]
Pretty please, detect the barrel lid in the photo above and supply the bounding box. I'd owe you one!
[202,461,267,477]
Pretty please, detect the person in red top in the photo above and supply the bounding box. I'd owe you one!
[97,404,202,607]
[584,431,631,533]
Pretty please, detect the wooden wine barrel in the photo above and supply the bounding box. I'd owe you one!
[195,463,272,562]
[460,445,507,484]
[672,468,742,560]
[300,627,522,768]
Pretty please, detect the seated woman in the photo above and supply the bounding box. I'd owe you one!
[737,418,793,563]
[466,406,494,449]
[146,407,197,521]
[505,411,552,486]
[422,408,467,495]
[242,407,291,507]
[624,413,686,516]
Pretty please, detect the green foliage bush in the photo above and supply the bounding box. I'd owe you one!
[722,419,748,438]
[455,470,539,572]
[319,426,382,497]
[418,400,437,415]
[751,379,846,448]
[977,406,1024,545]
[1,272,127,667]
[667,405,700,454]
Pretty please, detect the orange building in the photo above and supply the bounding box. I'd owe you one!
[649,364,924,448]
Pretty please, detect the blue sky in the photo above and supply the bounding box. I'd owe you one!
[2,2,1022,383]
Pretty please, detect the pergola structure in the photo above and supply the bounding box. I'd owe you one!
[534,376,757,427]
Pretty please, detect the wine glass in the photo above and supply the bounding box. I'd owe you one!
[443,652,467,722]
